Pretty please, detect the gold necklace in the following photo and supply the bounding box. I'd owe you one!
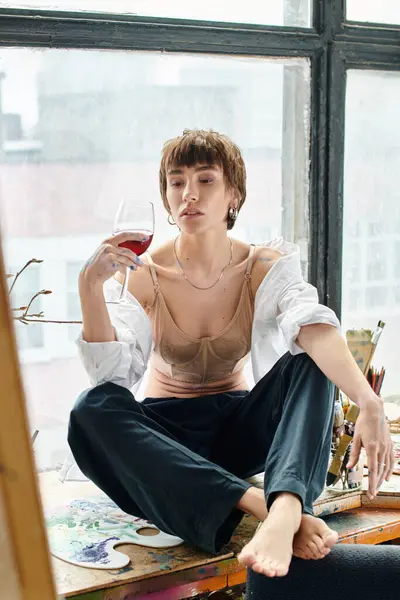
[173,235,233,291]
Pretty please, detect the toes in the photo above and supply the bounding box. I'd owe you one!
[276,562,289,577]
[251,557,290,578]
[238,548,257,568]
[311,519,338,549]
[293,547,311,560]
[323,531,339,548]
[307,540,323,560]
[312,534,326,554]
[252,559,277,578]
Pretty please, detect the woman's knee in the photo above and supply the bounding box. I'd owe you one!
[284,353,335,411]
[70,382,135,426]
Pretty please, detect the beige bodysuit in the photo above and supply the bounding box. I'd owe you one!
[145,245,256,397]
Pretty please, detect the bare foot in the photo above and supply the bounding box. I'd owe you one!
[293,515,338,560]
[238,493,301,577]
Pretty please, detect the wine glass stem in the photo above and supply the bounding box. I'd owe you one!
[119,266,130,301]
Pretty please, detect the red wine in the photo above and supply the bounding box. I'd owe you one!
[118,231,153,256]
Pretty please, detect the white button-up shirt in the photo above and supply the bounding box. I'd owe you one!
[76,238,340,394]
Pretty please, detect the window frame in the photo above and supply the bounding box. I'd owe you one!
[0,0,399,317]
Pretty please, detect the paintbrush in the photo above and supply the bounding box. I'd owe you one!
[363,320,385,376]
[326,402,360,487]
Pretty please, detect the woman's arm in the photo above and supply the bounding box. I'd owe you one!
[76,280,153,390]
[252,240,393,497]
[297,324,374,408]
[76,231,152,389]
[297,323,394,498]
[79,279,115,343]
[79,230,146,342]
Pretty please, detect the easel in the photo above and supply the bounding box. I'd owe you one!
[0,242,56,599]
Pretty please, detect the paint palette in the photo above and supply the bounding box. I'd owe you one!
[45,496,183,570]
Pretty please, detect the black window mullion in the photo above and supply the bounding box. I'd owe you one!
[338,44,400,67]
[308,0,345,303]
[339,24,400,46]
[313,0,345,37]
[0,10,321,54]
[308,46,330,302]
[325,46,347,317]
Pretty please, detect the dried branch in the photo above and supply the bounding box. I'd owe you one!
[8,259,43,295]
[13,289,82,325]
[9,258,83,326]
[17,318,83,325]
[26,289,51,313]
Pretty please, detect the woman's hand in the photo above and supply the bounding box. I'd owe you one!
[79,231,148,289]
[347,395,394,499]
[296,324,394,499]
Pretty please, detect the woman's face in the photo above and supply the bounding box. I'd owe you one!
[166,163,237,234]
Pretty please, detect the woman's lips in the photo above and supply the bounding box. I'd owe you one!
[181,212,204,219]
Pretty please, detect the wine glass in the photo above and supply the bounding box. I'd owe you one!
[112,200,154,303]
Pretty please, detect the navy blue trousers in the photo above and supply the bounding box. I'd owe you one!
[68,352,334,554]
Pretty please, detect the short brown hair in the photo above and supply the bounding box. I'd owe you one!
[159,129,247,230]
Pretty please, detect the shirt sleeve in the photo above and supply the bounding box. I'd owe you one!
[258,238,341,355]
[75,279,152,390]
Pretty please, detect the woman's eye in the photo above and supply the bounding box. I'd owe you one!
[171,181,183,188]
[200,178,213,184]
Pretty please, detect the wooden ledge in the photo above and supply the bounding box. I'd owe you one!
[38,472,400,599]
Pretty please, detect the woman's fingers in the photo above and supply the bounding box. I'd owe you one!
[376,454,387,490]
[376,429,393,490]
[110,245,145,267]
[105,252,139,272]
[80,233,148,287]
[347,434,362,469]
[385,441,395,482]
[366,443,379,498]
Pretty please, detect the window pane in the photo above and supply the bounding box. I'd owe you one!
[3,0,312,27]
[395,242,400,279]
[365,286,388,309]
[0,48,310,471]
[367,242,386,281]
[342,69,400,401]
[67,262,84,342]
[343,242,360,283]
[346,1,400,25]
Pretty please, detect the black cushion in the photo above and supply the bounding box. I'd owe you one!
[246,544,400,600]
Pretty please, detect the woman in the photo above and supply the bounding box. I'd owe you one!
[69,130,393,578]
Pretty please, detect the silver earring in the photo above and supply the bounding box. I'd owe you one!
[228,207,238,221]
[168,214,176,226]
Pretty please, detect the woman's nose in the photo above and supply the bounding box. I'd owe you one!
[183,183,199,203]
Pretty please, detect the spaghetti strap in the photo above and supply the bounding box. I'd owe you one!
[145,253,159,293]
[245,244,256,280]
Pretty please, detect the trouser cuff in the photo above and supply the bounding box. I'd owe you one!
[265,475,307,513]
[197,480,252,554]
